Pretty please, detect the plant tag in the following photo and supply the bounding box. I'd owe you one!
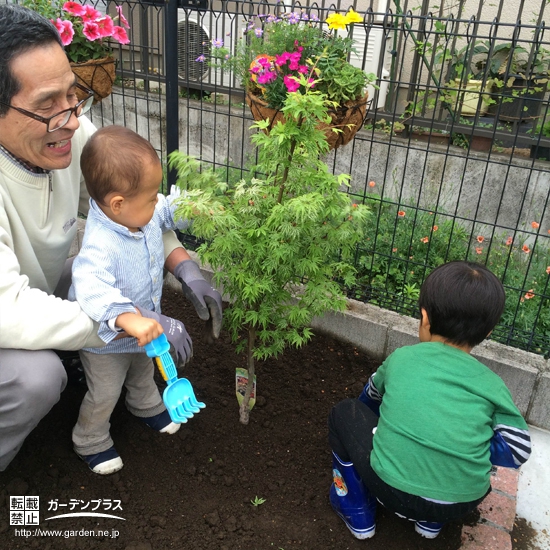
[236,367,256,410]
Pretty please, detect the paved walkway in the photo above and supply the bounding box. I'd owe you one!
[461,426,550,549]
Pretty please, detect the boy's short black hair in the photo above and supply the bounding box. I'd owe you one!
[418,261,506,348]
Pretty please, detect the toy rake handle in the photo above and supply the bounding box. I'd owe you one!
[144,334,178,384]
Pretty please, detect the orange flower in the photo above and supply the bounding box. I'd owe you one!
[546,266,550,275]
[525,289,535,300]
[368,181,376,188]
[505,236,513,246]
[397,210,406,218]
[432,225,438,231]
[476,235,484,243]
[420,237,429,244]
[522,244,530,254]
[520,297,525,303]
[392,247,398,253]
[531,221,540,229]
[475,247,483,254]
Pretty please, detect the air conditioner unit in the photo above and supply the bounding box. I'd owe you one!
[346,25,391,110]
[177,10,245,89]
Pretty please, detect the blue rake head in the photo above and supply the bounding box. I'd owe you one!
[144,334,206,424]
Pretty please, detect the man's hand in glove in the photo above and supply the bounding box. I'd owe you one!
[136,307,193,365]
[173,260,223,341]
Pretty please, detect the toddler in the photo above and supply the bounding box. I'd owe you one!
[328,261,531,539]
[69,125,192,475]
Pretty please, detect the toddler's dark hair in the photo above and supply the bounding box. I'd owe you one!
[418,261,505,347]
[81,125,160,205]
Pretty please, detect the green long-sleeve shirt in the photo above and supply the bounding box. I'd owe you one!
[370,342,529,502]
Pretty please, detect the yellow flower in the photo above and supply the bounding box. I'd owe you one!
[344,9,364,24]
[326,13,348,31]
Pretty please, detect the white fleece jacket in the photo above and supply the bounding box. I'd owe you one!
[0,116,182,351]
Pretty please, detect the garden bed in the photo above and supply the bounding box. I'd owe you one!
[0,287,498,549]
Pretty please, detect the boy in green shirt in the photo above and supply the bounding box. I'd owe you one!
[328,261,531,540]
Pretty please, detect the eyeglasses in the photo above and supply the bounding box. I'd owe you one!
[0,83,94,132]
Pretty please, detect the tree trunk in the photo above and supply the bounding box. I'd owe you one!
[238,325,256,425]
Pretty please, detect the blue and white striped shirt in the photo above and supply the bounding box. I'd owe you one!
[69,195,185,354]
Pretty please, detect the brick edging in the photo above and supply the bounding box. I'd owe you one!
[460,467,519,549]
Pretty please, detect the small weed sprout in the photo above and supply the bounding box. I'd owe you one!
[251,496,267,507]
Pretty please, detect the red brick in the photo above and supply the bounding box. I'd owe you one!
[461,523,512,549]
[478,491,517,532]
[491,466,519,498]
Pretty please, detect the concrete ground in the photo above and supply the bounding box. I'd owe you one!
[516,426,550,549]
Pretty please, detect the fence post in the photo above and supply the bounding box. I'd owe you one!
[164,0,179,191]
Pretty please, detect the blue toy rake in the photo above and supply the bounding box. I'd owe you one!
[144,334,205,423]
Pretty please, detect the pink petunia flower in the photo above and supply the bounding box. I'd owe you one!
[82,21,101,41]
[116,6,130,29]
[62,1,86,17]
[112,26,130,45]
[81,5,102,23]
[96,16,115,38]
[53,18,74,46]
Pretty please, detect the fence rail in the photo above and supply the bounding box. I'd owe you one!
[7,0,550,356]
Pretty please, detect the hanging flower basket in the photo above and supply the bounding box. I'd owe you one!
[245,90,369,151]
[71,55,116,104]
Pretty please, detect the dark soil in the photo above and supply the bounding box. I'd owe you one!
[0,287,513,550]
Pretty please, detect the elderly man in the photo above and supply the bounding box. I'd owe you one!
[0,4,222,471]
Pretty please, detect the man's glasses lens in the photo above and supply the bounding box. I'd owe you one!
[48,88,94,132]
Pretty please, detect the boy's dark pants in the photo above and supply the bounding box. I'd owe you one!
[328,398,489,523]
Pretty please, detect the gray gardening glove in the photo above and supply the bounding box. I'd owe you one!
[136,307,193,365]
[173,259,223,341]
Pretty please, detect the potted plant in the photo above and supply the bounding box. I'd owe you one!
[443,40,494,117]
[487,43,550,123]
[23,0,130,103]
[203,10,376,150]
[169,83,370,424]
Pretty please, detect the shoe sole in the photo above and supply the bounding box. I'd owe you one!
[415,524,442,539]
[331,505,376,539]
[77,453,123,475]
[160,422,181,434]
[91,456,124,475]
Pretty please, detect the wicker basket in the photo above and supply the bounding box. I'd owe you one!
[71,55,116,104]
[245,90,369,151]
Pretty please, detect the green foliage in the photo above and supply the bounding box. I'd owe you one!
[170,88,369,365]
[22,0,59,20]
[355,189,550,355]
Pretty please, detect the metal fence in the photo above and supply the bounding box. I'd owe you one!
[8,0,550,355]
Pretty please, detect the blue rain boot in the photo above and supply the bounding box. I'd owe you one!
[415,520,444,538]
[330,451,377,539]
